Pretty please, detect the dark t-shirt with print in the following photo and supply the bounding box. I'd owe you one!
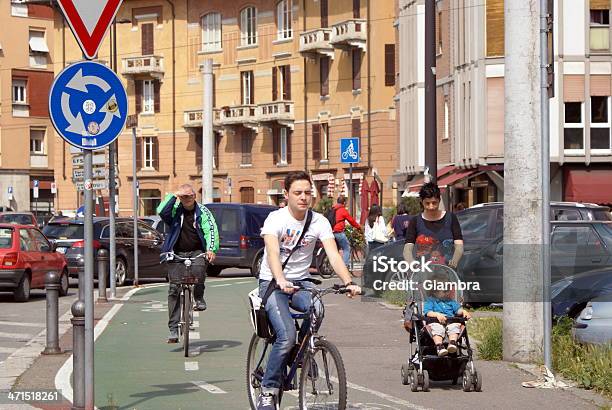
[405,212,463,263]
[174,208,203,252]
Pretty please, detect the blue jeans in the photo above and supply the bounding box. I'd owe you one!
[334,232,351,266]
[259,279,321,392]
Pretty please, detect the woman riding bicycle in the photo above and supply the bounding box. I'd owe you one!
[255,171,361,410]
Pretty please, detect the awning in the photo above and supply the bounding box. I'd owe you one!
[437,169,478,188]
[564,169,612,204]
[29,35,49,53]
[408,165,455,192]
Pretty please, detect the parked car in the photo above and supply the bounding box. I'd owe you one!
[572,294,612,344]
[205,203,278,277]
[42,217,164,286]
[0,223,69,302]
[551,267,612,318]
[0,212,38,227]
[141,215,170,239]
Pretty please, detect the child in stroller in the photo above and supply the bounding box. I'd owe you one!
[401,265,482,392]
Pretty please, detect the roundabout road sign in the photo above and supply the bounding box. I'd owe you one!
[49,61,128,150]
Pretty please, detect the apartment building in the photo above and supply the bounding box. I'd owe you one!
[0,0,56,214]
[51,0,398,216]
[397,0,612,208]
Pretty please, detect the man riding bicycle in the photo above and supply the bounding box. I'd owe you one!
[157,184,219,343]
[256,171,361,410]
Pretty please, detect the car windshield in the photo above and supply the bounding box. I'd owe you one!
[42,223,84,239]
[0,214,32,225]
[0,228,13,248]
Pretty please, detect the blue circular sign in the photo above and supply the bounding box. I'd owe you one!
[49,61,128,150]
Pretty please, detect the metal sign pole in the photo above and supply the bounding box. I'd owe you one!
[349,163,353,273]
[132,125,139,286]
[83,150,94,409]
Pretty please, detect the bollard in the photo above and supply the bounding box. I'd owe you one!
[42,271,62,355]
[97,249,109,303]
[71,300,85,410]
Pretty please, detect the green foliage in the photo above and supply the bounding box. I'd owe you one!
[470,317,503,360]
[382,290,409,307]
[384,197,422,221]
[346,225,365,254]
[314,197,333,214]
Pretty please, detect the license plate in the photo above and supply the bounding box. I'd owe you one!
[56,247,67,254]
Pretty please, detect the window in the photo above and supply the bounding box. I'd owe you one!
[352,49,362,90]
[202,12,222,52]
[240,6,257,46]
[277,0,292,40]
[29,30,49,68]
[591,96,611,152]
[443,100,449,140]
[321,123,329,160]
[241,71,254,104]
[143,136,155,168]
[320,0,328,28]
[241,131,254,165]
[141,23,154,55]
[273,65,291,101]
[214,132,222,169]
[385,44,395,86]
[279,127,289,164]
[457,211,490,242]
[11,0,27,17]
[564,102,584,152]
[353,0,360,19]
[12,79,26,104]
[590,9,610,51]
[143,80,154,113]
[320,56,330,96]
[240,187,255,203]
[437,8,443,54]
[30,129,45,154]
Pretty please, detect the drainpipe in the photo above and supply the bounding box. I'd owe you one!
[303,0,308,171]
[164,0,177,177]
[367,0,371,169]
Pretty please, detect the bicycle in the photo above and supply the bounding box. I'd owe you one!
[165,252,209,357]
[246,279,361,410]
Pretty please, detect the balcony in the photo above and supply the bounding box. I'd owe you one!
[299,28,334,59]
[258,101,295,129]
[183,109,221,129]
[219,105,259,130]
[121,55,164,80]
[330,19,367,51]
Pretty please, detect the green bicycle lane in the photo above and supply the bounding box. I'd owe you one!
[93,277,422,410]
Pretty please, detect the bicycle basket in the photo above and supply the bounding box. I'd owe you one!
[167,262,205,284]
[248,287,274,339]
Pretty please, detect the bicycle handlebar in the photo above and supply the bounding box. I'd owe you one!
[287,282,364,296]
[162,252,209,264]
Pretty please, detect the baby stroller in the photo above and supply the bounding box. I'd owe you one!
[400,264,482,392]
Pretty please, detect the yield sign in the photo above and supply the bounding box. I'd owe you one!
[57,0,124,60]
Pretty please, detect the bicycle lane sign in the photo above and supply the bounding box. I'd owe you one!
[340,137,360,164]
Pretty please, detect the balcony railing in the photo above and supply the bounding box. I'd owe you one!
[183,109,221,128]
[219,105,259,128]
[259,101,294,127]
[121,55,164,78]
[330,19,367,50]
[299,28,334,58]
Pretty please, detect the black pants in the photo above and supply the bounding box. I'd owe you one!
[167,251,207,332]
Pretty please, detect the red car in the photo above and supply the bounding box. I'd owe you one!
[0,223,69,302]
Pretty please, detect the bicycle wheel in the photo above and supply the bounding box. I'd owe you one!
[317,252,335,279]
[246,333,272,410]
[183,286,191,357]
[298,339,347,410]
[178,291,185,341]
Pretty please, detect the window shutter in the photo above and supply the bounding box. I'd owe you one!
[352,118,361,139]
[272,67,278,101]
[152,137,159,170]
[352,50,361,90]
[195,132,203,170]
[136,137,143,170]
[312,124,321,160]
[154,81,160,113]
[283,65,291,100]
[320,57,329,96]
[213,73,216,107]
[272,127,279,164]
[321,0,328,27]
[287,129,292,164]
[141,23,154,55]
[250,71,255,103]
[135,81,142,113]
[353,0,360,18]
[240,73,244,104]
[385,44,395,86]
[214,133,221,168]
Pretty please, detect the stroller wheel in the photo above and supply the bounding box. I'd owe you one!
[462,369,473,392]
[410,370,419,392]
[401,364,411,385]
[473,371,482,392]
[422,370,430,392]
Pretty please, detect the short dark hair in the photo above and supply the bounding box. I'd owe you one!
[419,182,441,200]
[284,171,312,191]
[337,196,346,205]
[397,202,408,215]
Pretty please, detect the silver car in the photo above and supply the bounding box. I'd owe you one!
[572,295,612,344]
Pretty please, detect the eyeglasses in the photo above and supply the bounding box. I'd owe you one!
[178,194,195,199]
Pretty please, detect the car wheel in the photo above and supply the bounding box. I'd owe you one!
[250,253,263,278]
[207,265,223,277]
[115,258,129,287]
[59,269,70,296]
[14,273,31,302]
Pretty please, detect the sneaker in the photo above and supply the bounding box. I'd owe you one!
[167,329,179,344]
[256,392,277,410]
[436,344,448,357]
[447,341,457,354]
[194,300,207,311]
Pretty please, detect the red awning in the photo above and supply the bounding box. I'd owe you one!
[564,169,612,204]
[408,165,456,192]
[437,170,478,188]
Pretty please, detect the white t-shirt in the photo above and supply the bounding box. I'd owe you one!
[259,207,334,281]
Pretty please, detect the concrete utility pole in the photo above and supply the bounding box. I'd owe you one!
[424,0,437,183]
[201,59,214,203]
[504,0,544,362]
